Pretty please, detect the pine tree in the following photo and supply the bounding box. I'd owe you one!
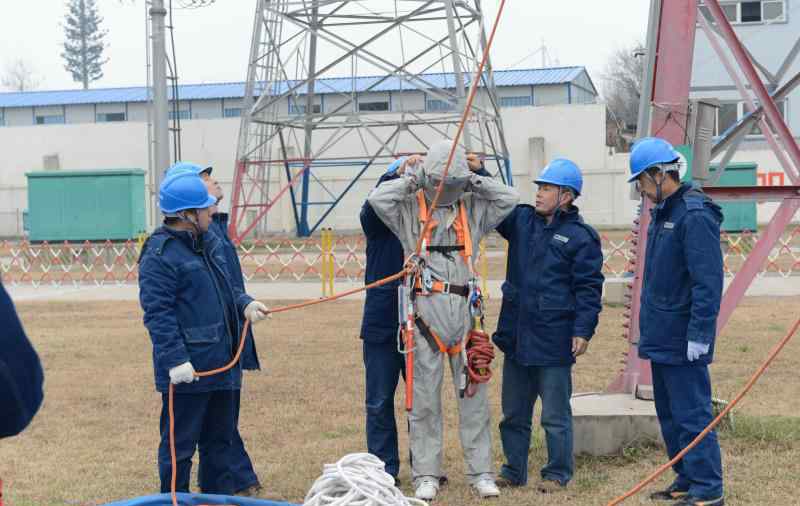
[61,0,109,90]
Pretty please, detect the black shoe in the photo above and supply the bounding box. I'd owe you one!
[649,483,689,501]
[495,476,523,489]
[674,496,724,506]
[392,477,401,488]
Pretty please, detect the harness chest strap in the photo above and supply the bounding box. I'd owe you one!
[416,190,473,265]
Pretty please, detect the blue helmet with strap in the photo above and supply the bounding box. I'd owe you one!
[164,161,212,179]
[159,172,217,214]
[628,137,680,182]
[535,158,583,196]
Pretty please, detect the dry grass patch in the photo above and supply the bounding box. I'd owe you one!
[1,296,798,505]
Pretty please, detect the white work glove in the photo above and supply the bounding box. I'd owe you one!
[245,300,270,323]
[169,361,198,384]
[687,341,710,362]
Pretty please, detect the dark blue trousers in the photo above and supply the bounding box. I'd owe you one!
[158,390,237,494]
[362,340,405,478]
[198,389,260,493]
[652,362,723,499]
[498,359,573,486]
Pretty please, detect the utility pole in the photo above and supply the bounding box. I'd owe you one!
[149,0,170,220]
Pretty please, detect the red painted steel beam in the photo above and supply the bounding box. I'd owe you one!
[704,185,800,201]
[705,0,800,176]
[608,0,698,395]
[716,198,800,331]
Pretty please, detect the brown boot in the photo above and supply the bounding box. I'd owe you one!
[536,479,565,494]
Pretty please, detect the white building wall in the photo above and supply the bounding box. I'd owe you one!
[191,99,222,119]
[66,104,96,123]
[534,84,569,106]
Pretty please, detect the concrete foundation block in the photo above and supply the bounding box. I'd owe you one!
[603,277,631,305]
[571,393,663,456]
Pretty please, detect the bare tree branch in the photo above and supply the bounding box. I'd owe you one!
[1,59,41,92]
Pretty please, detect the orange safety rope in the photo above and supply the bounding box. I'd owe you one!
[606,316,800,505]
[166,2,509,502]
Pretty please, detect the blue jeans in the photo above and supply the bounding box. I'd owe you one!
[498,359,573,486]
[652,362,723,499]
[363,340,406,478]
[158,390,236,494]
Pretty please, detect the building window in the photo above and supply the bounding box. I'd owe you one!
[426,98,455,112]
[699,1,786,24]
[0,110,4,127]
[35,114,65,125]
[288,102,321,115]
[716,99,788,136]
[500,95,533,108]
[96,112,127,122]
[358,101,390,112]
[223,107,242,118]
[169,110,191,120]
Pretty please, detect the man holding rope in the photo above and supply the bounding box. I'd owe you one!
[368,139,519,501]
[628,137,724,506]
[138,170,269,495]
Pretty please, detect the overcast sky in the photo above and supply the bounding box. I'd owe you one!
[0,1,650,95]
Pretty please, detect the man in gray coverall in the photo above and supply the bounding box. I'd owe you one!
[368,139,519,501]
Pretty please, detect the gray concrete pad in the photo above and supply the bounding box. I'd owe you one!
[571,393,663,456]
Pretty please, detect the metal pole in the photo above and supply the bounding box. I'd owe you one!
[150,0,170,209]
[444,0,473,150]
[299,2,320,237]
[636,0,661,138]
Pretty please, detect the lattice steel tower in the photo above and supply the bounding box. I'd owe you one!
[230,0,511,240]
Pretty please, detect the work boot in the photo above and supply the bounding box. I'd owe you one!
[673,496,724,506]
[414,477,440,501]
[472,478,500,498]
[495,476,523,489]
[536,479,565,494]
[236,484,285,501]
[649,483,690,501]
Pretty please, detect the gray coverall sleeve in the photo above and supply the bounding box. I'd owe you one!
[366,175,419,251]
[466,174,520,238]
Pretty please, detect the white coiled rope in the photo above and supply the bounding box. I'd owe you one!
[303,453,428,506]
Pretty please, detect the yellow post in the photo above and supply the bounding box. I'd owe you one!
[136,232,148,255]
[328,228,335,296]
[479,238,488,297]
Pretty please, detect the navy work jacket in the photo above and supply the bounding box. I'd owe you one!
[492,205,604,366]
[639,183,724,366]
[139,226,254,393]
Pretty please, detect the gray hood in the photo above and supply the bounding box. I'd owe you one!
[422,140,471,207]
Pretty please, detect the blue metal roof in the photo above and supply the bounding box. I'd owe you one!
[0,67,593,109]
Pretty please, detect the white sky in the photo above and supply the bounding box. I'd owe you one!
[0,1,650,95]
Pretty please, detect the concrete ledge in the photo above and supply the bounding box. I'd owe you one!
[571,393,663,456]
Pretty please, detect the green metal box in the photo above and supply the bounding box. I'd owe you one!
[708,162,758,233]
[26,169,147,241]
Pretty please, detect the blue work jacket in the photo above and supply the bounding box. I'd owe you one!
[138,226,254,393]
[639,183,724,366]
[359,172,405,343]
[492,205,604,366]
[0,280,44,438]
[209,213,260,371]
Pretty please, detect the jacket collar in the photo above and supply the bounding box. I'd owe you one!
[542,205,581,229]
[158,225,204,253]
[212,212,229,228]
[653,183,691,217]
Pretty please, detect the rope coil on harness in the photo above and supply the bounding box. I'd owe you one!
[303,453,428,506]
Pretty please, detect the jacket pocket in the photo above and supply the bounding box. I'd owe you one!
[493,282,519,354]
[183,323,223,344]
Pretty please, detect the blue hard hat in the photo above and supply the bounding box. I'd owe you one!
[159,172,217,214]
[165,161,212,178]
[534,158,583,195]
[628,137,680,182]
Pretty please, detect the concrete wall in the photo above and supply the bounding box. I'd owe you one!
[0,103,645,237]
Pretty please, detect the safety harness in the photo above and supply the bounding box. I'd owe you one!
[398,191,495,410]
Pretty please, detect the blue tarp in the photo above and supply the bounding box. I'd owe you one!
[103,493,298,506]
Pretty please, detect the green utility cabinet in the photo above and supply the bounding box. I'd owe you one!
[675,146,757,233]
[708,162,758,233]
[26,169,146,241]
